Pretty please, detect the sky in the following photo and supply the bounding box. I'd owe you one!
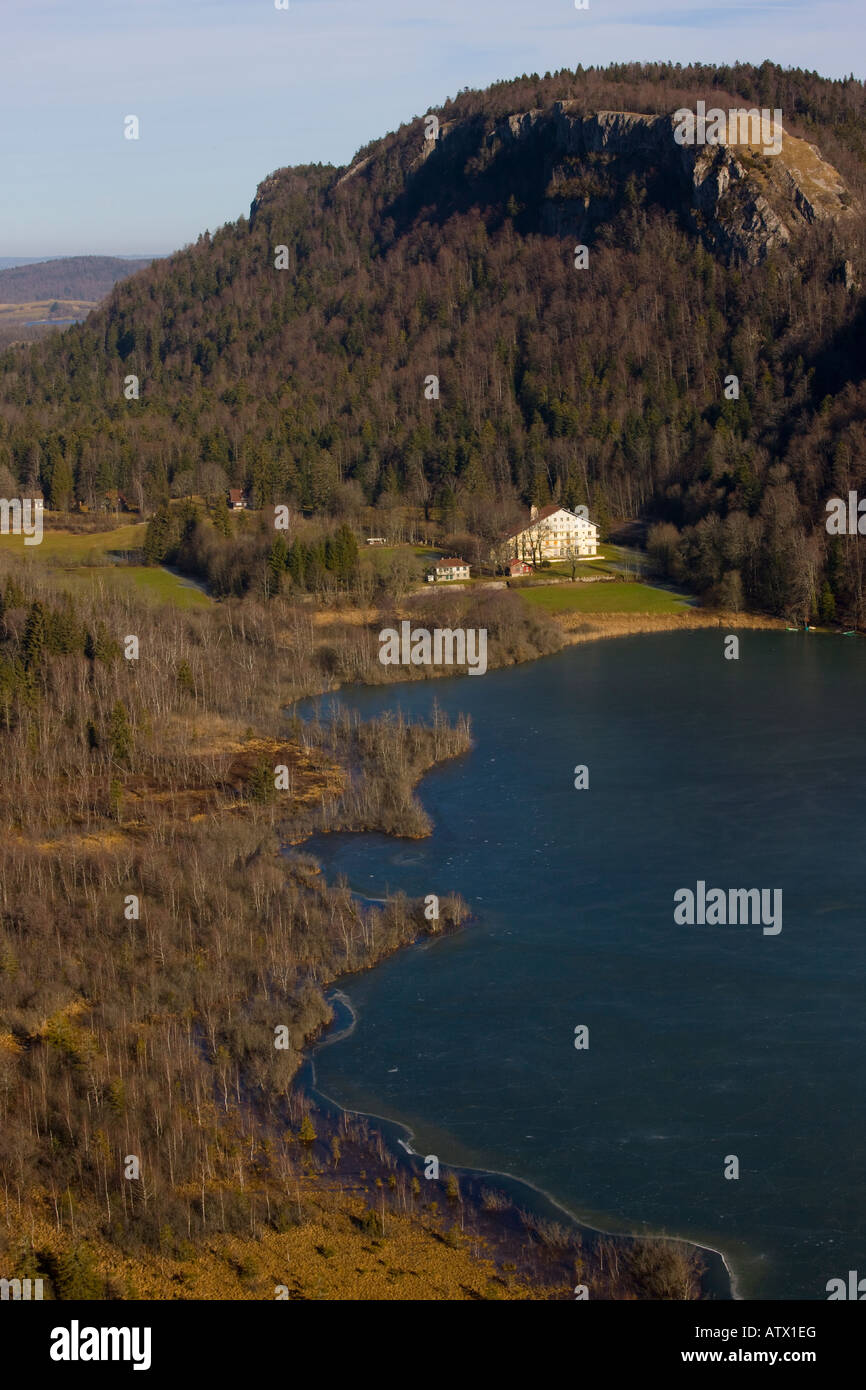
[1,0,864,257]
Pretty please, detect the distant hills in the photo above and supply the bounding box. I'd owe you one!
[0,255,152,303]
[2,61,866,621]
[0,255,155,349]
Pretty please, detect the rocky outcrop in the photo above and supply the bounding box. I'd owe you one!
[482,104,857,264]
[256,100,858,268]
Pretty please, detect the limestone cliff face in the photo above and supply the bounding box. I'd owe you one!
[467,103,856,264]
[252,102,857,267]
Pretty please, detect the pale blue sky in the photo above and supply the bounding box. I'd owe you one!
[1,0,863,256]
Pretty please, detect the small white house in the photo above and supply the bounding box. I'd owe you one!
[503,504,599,562]
[427,556,470,583]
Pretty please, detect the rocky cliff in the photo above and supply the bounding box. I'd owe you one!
[283,101,857,268]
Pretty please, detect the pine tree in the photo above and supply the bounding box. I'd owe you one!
[143,505,174,564]
[3,577,25,610]
[247,756,275,803]
[287,540,307,588]
[85,623,120,664]
[49,455,74,512]
[48,1243,104,1300]
[21,602,47,669]
[108,700,133,764]
[267,535,289,595]
[211,498,232,537]
[47,598,82,654]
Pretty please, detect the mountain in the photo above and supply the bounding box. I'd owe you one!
[0,255,153,303]
[2,60,866,620]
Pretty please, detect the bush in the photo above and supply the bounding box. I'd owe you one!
[43,1243,104,1300]
[627,1238,702,1300]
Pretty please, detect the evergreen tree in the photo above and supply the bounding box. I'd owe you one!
[108,700,133,764]
[287,540,307,589]
[267,535,289,595]
[211,497,232,538]
[248,756,275,803]
[85,623,120,664]
[47,598,82,655]
[46,1244,104,1301]
[48,455,74,512]
[143,505,174,564]
[21,602,47,669]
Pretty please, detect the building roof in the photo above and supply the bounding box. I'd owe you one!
[434,556,468,567]
[503,506,598,540]
[228,488,244,503]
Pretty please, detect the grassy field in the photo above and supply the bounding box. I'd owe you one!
[63,565,211,608]
[520,581,691,614]
[543,560,611,578]
[0,522,146,559]
[0,523,210,607]
[360,542,441,578]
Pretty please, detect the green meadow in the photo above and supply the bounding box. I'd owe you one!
[520,581,691,614]
[0,523,211,608]
[0,523,147,559]
[63,565,211,608]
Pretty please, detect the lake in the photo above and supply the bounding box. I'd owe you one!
[301,631,866,1300]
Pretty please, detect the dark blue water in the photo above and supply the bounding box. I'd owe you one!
[302,632,866,1299]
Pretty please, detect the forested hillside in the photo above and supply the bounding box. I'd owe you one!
[2,61,866,619]
[0,256,153,305]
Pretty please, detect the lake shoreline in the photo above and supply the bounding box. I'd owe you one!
[551,606,789,645]
[298,988,736,1300]
[296,604,797,707]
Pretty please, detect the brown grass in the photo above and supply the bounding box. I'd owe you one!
[1,1187,551,1301]
[554,607,787,643]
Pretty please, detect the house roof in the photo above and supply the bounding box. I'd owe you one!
[228,488,244,502]
[434,556,468,567]
[503,506,598,540]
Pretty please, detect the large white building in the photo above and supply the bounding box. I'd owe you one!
[503,504,599,563]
